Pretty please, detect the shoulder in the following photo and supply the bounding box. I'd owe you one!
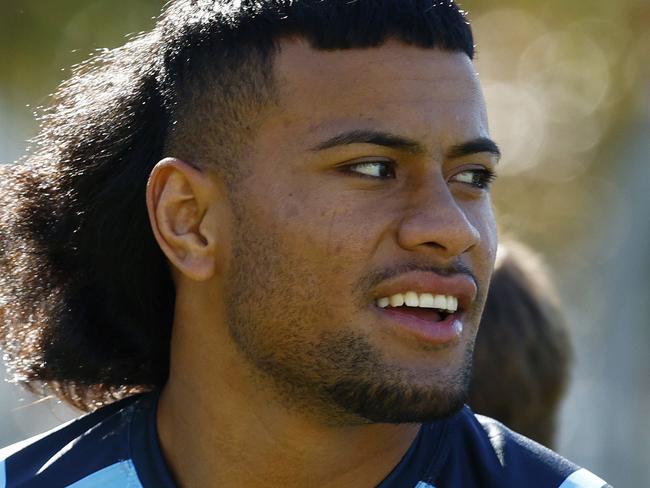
[434,406,610,488]
[0,393,153,487]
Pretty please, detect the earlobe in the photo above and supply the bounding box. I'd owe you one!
[146,158,220,281]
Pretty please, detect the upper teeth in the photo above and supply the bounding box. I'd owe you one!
[376,292,458,312]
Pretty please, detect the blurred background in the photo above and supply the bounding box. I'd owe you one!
[0,0,648,485]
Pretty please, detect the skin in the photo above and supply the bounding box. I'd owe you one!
[148,39,498,488]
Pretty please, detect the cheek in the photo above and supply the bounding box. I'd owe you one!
[269,189,380,261]
[228,195,371,342]
[237,165,401,291]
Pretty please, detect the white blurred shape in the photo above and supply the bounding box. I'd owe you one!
[482,81,546,175]
[518,29,611,122]
[472,9,547,81]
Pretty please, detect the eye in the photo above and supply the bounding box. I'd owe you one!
[451,168,497,190]
[344,160,396,179]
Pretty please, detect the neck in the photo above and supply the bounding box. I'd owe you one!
[157,299,418,487]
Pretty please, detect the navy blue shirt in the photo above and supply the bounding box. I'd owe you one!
[0,392,610,487]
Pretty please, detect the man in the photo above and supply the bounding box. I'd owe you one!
[0,1,609,486]
[468,241,573,449]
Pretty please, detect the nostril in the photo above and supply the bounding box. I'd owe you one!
[423,241,446,250]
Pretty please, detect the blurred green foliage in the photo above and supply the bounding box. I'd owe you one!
[0,1,162,104]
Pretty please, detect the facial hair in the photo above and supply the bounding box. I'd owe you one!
[224,196,477,426]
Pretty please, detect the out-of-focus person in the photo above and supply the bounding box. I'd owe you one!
[468,240,573,450]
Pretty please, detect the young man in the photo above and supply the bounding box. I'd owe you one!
[0,1,609,486]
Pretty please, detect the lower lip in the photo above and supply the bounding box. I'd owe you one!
[376,308,463,345]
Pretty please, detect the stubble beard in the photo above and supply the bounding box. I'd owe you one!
[224,200,476,426]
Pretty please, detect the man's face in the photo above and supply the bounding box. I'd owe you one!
[221,40,498,424]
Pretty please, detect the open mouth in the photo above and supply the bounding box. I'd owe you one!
[373,291,465,344]
[375,291,458,322]
[381,306,452,322]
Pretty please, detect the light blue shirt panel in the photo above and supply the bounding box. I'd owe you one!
[414,482,436,488]
[559,468,608,488]
[67,460,143,488]
[0,459,5,488]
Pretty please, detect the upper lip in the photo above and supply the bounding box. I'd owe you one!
[371,270,477,312]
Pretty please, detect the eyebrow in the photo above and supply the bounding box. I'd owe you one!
[311,130,501,161]
[311,130,424,153]
[447,137,501,161]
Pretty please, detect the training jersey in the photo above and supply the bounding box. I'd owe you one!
[0,392,610,487]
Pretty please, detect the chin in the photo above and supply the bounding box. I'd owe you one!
[308,326,476,425]
[325,373,470,424]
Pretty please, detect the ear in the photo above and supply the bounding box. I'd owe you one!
[146,158,224,281]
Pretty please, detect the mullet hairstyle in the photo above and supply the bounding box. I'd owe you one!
[0,0,474,411]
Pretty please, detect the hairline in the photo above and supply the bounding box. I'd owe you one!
[163,36,474,179]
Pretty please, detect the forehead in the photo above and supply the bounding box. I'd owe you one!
[270,39,489,151]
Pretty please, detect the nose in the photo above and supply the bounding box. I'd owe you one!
[397,176,481,261]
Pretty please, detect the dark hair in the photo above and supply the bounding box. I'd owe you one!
[0,0,474,411]
[467,241,573,449]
